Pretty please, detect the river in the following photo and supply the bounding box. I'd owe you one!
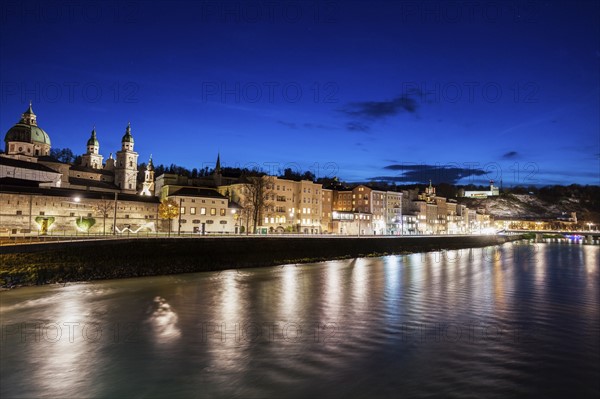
[1,242,598,398]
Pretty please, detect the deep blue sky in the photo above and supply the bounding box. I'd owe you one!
[1,0,598,186]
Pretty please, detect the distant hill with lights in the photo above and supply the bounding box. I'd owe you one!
[457,187,600,223]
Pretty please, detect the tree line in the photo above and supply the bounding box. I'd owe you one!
[49,147,598,207]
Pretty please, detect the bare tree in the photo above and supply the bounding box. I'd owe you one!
[237,200,253,235]
[94,198,114,235]
[241,176,274,234]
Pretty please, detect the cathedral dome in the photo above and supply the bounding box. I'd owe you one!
[4,104,51,147]
[4,124,51,146]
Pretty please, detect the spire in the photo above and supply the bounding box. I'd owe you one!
[87,126,99,147]
[215,152,221,173]
[24,101,34,115]
[122,122,134,144]
[147,154,154,170]
[20,101,37,125]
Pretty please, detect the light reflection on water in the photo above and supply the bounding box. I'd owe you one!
[1,243,599,398]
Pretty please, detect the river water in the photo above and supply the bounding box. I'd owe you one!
[1,242,598,398]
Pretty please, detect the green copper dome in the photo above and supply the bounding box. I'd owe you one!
[87,128,99,146]
[5,124,51,145]
[122,122,134,143]
[4,104,51,146]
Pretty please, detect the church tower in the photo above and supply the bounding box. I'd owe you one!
[420,179,437,203]
[213,152,222,186]
[140,156,155,196]
[81,127,104,169]
[114,122,138,193]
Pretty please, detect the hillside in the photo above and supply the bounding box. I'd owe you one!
[458,192,600,223]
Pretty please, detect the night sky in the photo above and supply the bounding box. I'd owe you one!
[1,0,598,186]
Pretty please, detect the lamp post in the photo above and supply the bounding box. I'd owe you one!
[167,202,173,237]
[113,192,118,236]
[74,196,81,236]
[178,197,182,236]
[232,209,238,234]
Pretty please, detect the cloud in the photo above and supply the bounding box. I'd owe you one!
[502,151,518,159]
[341,94,418,119]
[346,122,370,132]
[278,120,335,130]
[302,123,332,130]
[339,91,422,132]
[277,120,297,129]
[371,164,489,184]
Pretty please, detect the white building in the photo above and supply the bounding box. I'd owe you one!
[166,187,239,234]
[461,181,500,198]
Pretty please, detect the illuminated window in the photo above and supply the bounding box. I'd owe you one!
[190,207,196,215]
[220,209,226,216]
[180,207,186,214]
[210,208,216,216]
[200,207,206,215]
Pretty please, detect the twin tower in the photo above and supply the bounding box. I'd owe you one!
[81,123,154,195]
[3,104,154,195]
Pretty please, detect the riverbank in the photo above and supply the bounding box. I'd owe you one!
[0,235,522,288]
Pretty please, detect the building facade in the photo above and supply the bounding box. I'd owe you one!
[1,105,488,236]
